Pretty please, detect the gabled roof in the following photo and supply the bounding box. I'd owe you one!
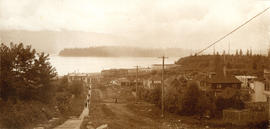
[208,75,241,84]
[68,73,87,77]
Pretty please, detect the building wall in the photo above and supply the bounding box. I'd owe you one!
[67,73,101,84]
[143,79,161,89]
[252,81,267,102]
[211,83,241,90]
[235,76,256,88]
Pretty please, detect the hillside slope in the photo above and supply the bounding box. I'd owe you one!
[175,54,270,76]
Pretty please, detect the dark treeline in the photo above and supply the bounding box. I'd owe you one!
[59,46,191,57]
[176,50,270,77]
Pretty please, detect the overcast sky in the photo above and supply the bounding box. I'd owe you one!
[0,0,270,54]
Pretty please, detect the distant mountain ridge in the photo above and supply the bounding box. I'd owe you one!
[0,30,132,54]
[59,46,192,57]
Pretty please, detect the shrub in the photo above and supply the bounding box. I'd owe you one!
[68,81,84,97]
[181,81,201,115]
[56,76,68,92]
[181,81,215,116]
[149,87,161,106]
[195,93,216,116]
[215,94,245,112]
[139,87,161,107]
[0,100,52,129]
[165,86,183,113]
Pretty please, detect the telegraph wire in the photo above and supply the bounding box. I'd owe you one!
[196,7,270,55]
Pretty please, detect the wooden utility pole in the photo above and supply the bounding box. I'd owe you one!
[134,66,139,103]
[159,56,168,118]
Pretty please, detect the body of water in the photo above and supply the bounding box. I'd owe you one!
[49,55,181,76]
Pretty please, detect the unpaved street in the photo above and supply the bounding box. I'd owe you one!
[82,87,226,129]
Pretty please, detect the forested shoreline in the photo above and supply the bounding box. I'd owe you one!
[59,46,191,57]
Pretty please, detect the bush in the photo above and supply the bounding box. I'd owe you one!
[68,81,84,97]
[164,86,183,113]
[0,100,53,129]
[181,81,215,116]
[56,76,68,92]
[139,87,161,107]
[55,92,71,116]
[149,87,161,106]
[181,81,201,115]
[215,94,245,112]
[195,93,216,116]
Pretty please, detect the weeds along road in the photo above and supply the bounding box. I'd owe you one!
[81,86,226,129]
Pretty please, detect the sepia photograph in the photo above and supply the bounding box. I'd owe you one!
[1,0,270,129]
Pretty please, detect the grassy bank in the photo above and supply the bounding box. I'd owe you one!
[0,79,87,129]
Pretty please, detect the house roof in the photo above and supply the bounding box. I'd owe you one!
[68,73,87,77]
[208,75,241,84]
[235,75,257,79]
[118,78,129,82]
[264,69,270,74]
[68,72,101,77]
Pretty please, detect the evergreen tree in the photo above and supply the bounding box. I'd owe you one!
[239,49,243,56]
[222,50,226,55]
[246,49,250,56]
[0,43,57,101]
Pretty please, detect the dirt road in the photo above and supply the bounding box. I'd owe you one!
[82,87,223,129]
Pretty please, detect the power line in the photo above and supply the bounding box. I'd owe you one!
[196,7,270,56]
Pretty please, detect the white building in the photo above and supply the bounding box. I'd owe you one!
[235,75,257,88]
[151,64,179,70]
[127,67,152,75]
[67,72,101,84]
[143,77,161,89]
[252,81,267,102]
